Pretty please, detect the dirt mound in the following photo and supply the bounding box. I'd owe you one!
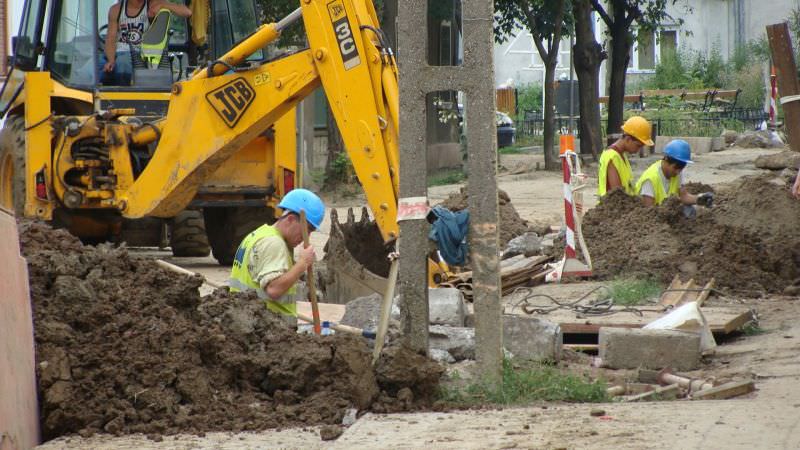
[22,221,442,440]
[439,188,530,246]
[582,185,799,295]
[714,176,800,242]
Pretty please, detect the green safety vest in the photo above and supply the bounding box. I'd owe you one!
[635,161,681,206]
[229,224,297,317]
[597,148,635,197]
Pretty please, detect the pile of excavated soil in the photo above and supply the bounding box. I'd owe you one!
[582,178,800,295]
[20,221,443,441]
[439,188,530,247]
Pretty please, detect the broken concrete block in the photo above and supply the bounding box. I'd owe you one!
[429,348,456,364]
[340,293,400,331]
[502,315,562,362]
[429,325,475,361]
[428,287,466,326]
[502,232,541,259]
[599,327,701,371]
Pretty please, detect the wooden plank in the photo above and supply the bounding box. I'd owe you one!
[518,306,754,335]
[297,301,347,324]
[676,279,697,306]
[623,383,680,402]
[563,343,598,352]
[691,380,755,400]
[768,23,800,153]
[696,278,715,307]
[659,275,686,306]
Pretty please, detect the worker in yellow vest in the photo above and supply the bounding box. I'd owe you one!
[597,116,654,197]
[635,139,714,209]
[229,189,325,327]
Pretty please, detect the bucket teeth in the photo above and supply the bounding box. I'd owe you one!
[346,207,355,225]
[359,207,369,224]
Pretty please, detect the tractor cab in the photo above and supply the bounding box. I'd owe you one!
[1,0,264,116]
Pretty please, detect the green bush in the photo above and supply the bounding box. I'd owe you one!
[516,83,543,118]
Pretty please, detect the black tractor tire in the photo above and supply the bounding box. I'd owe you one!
[203,206,275,265]
[0,115,27,215]
[170,209,211,257]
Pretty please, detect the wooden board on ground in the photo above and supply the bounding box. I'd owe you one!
[515,306,754,335]
[297,301,346,324]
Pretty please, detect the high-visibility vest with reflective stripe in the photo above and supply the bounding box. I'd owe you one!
[229,224,297,317]
[635,161,680,206]
[598,148,635,197]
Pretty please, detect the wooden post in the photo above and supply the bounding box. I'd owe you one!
[767,23,800,152]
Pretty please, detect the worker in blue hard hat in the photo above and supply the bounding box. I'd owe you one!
[229,188,325,326]
[635,139,714,209]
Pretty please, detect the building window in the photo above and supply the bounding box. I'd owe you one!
[629,28,678,72]
[638,33,655,70]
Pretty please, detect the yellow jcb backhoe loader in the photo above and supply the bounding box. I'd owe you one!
[0,0,428,284]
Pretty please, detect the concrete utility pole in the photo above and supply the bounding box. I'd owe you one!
[397,0,502,378]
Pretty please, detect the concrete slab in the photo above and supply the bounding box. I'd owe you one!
[599,327,702,371]
[502,315,562,361]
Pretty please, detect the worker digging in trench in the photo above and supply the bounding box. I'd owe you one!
[635,139,714,216]
[228,189,325,328]
[597,116,655,197]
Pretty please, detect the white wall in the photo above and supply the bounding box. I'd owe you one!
[493,25,572,90]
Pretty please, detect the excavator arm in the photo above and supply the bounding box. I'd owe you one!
[111,0,399,242]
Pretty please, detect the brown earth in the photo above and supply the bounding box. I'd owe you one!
[581,176,800,295]
[20,221,443,441]
[439,188,530,247]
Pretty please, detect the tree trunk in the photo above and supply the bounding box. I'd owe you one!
[323,101,347,189]
[573,0,605,159]
[605,3,631,135]
[543,60,558,170]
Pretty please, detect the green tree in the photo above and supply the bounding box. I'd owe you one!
[572,0,606,159]
[495,0,572,170]
[590,0,684,135]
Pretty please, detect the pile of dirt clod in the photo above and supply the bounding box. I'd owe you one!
[439,188,530,247]
[582,181,800,295]
[20,221,443,440]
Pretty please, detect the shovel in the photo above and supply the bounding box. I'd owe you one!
[299,210,322,335]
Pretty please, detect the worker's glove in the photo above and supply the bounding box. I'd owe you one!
[696,192,714,208]
[682,204,697,219]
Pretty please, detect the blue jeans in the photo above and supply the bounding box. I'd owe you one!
[99,51,133,86]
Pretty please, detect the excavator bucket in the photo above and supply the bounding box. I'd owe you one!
[0,209,40,449]
[323,207,390,304]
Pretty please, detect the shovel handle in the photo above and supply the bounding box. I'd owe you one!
[299,210,321,335]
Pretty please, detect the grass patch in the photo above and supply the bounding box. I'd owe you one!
[742,323,767,336]
[439,359,609,405]
[498,145,529,154]
[428,168,466,187]
[599,277,662,306]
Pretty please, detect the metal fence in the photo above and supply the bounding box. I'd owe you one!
[516,108,769,141]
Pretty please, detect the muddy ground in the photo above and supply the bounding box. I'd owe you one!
[582,174,800,294]
[21,221,442,441]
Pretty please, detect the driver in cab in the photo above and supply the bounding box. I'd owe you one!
[102,0,191,85]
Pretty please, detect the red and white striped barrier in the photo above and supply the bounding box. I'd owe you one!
[546,135,593,283]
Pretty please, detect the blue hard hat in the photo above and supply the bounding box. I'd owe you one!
[664,139,693,164]
[278,188,325,230]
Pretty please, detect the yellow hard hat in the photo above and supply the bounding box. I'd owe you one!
[621,116,654,146]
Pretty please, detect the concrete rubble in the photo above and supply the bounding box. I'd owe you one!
[599,327,702,371]
[502,232,542,260]
[428,288,467,327]
[502,315,562,362]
